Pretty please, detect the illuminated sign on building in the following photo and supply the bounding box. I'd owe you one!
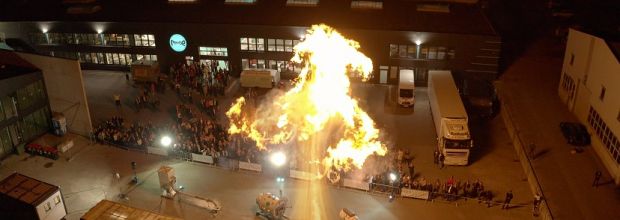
[169,34,187,52]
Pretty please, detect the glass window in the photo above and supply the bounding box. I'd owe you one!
[268,39,276,51]
[398,45,407,57]
[437,47,446,60]
[389,44,398,57]
[420,47,428,59]
[257,59,266,69]
[428,47,437,59]
[276,39,284,52]
[148,35,156,46]
[257,38,264,51]
[285,40,293,52]
[241,59,249,70]
[407,45,416,58]
[287,0,319,6]
[54,195,61,205]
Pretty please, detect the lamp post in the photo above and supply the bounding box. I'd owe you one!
[131,161,138,184]
[270,151,287,197]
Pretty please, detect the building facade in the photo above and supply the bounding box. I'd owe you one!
[0,1,500,94]
[0,50,52,160]
[558,29,620,185]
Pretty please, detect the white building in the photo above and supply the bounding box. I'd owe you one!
[558,28,620,185]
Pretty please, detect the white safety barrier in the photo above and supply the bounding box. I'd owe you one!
[239,161,262,172]
[342,178,370,191]
[400,188,430,200]
[289,170,319,181]
[191,153,214,164]
[147,147,169,156]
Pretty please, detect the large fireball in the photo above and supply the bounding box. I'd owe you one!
[226,24,387,172]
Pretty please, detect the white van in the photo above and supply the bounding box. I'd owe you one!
[398,69,415,107]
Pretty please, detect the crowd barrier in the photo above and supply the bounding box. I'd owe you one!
[191,153,214,164]
[239,161,262,172]
[103,144,511,208]
[147,147,169,156]
[289,170,319,181]
[343,178,370,191]
[401,188,430,200]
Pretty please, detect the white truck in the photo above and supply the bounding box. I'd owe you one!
[240,69,280,88]
[398,69,415,107]
[428,70,473,166]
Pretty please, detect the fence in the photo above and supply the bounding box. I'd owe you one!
[496,82,553,219]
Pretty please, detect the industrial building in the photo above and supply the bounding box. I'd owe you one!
[0,0,499,94]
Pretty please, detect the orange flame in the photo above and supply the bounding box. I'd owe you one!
[227,24,387,171]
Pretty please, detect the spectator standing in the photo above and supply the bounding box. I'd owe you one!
[502,190,513,209]
[114,94,121,107]
[433,149,439,164]
[408,161,414,178]
[533,193,542,217]
[592,170,602,187]
[438,153,445,169]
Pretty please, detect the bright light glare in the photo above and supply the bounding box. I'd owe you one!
[414,39,422,46]
[160,136,172,147]
[389,173,397,181]
[270,152,287,167]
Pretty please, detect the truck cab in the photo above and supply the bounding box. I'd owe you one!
[398,69,415,107]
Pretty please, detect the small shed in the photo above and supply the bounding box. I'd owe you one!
[0,173,67,220]
[81,200,182,220]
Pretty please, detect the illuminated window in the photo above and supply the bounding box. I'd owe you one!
[351,1,383,9]
[44,202,51,212]
[54,195,61,205]
[133,34,156,47]
[199,47,228,56]
[240,37,264,52]
[287,0,318,6]
[225,0,256,4]
[168,0,198,3]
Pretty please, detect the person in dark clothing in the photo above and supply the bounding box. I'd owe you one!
[593,170,602,187]
[502,190,513,209]
[438,153,445,169]
[433,150,439,164]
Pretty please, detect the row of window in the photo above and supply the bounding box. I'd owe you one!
[241,58,302,73]
[588,107,620,164]
[0,96,17,122]
[199,47,228,56]
[389,44,455,60]
[267,39,300,52]
[30,33,156,47]
[16,80,46,112]
[241,37,302,52]
[50,51,157,66]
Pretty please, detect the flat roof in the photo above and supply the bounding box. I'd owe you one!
[0,0,496,35]
[81,200,182,220]
[0,173,59,206]
[0,49,40,80]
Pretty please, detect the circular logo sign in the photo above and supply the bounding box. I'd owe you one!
[169,34,187,52]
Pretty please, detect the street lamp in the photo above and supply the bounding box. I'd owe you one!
[160,135,172,147]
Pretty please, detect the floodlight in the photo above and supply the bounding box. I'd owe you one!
[389,172,397,181]
[270,151,286,167]
[160,136,172,147]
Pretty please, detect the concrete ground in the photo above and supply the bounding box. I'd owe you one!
[497,33,620,220]
[0,69,532,219]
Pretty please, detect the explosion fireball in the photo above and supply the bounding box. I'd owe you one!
[226,24,387,172]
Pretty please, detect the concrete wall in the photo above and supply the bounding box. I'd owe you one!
[16,52,93,136]
[560,29,620,184]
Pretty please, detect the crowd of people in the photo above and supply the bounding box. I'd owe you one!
[94,117,159,149]
[169,61,229,98]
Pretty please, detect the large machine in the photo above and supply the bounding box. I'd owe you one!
[256,193,288,219]
[427,70,473,166]
[240,69,280,88]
